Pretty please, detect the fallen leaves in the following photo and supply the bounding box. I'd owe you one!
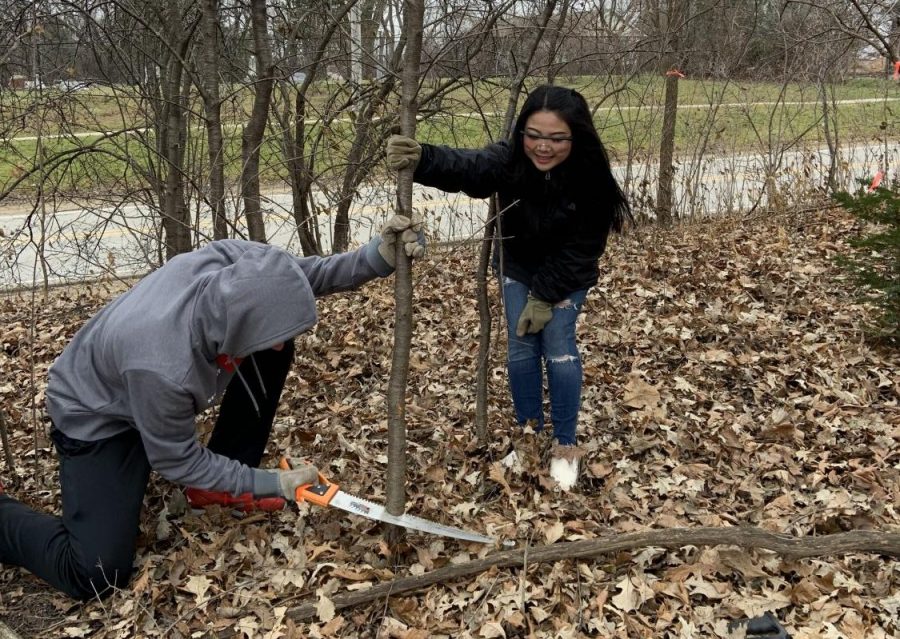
[1,207,899,637]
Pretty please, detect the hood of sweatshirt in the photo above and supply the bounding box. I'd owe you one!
[191,244,318,360]
[44,238,389,497]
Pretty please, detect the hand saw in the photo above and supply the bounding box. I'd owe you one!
[280,459,493,544]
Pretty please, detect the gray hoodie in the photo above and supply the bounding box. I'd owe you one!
[46,238,393,496]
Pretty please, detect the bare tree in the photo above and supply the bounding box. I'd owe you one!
[200,0,228,240]
[385,0,425,543]
[645,0,689,225]
[241,0,275,242]
[156,2,200,259]
[270,0,357,256]
[544,0,572,83]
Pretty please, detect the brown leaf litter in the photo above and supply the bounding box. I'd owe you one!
[1,207,898,638]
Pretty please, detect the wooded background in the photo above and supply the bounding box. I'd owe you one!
[1,0,899,288]
[2,2,900,637]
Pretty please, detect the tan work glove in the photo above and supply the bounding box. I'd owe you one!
[378,214,426,268]
[277,459,319,501]
[386,134,422,171]
[516,295,553,336]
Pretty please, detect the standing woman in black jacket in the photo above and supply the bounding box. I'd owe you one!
[387,85,630,490]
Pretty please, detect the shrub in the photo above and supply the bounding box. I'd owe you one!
[833,177,900,346]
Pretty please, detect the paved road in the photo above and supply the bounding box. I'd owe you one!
[1,140,898,289]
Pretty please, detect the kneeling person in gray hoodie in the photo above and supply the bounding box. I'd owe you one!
[0,215,424,600]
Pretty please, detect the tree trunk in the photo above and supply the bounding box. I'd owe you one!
[331,59,402,254]
[286,95,320,256]
[545,0,571,84]
[161,52,191,259]
[360,0,384,81]
[655,71,678,226]
[474,208,495,441]
[241,0,274,243]
[653,0,685,226]
[384,0,424,547]
[201,0,227,241]
[275,0,356,256]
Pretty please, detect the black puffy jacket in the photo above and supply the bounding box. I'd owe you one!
[413,141,611,304]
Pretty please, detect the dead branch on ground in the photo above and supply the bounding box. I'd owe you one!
[286,526,900,621]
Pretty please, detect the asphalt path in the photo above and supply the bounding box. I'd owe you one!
[1,139,898,290]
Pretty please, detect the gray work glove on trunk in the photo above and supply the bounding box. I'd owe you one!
[378,214,426,267]
[386,135,422,171]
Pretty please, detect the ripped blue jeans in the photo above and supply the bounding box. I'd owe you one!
[502,277,587,446]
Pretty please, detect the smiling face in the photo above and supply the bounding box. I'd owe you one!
[522,110,573,172]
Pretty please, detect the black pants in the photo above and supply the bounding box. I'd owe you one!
[0,341,293,600]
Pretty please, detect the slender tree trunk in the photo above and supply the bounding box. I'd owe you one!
[818,78,838,194]
[241,0,274,243]
[331,60,402,253]
[360,0,384,81]
[202,0,227,240]
[275,0,356,255]
[656,70,678,226]
[162,54,191,259]
[286,95,320,255]
[475,0,559,440]
[653,0,686,226]
[385,0,424,545]
[545,0,571,84]
[474,207,496,441]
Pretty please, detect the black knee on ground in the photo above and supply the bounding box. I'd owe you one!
[64,558,135,601]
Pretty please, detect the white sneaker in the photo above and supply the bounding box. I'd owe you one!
[549,443,582,491]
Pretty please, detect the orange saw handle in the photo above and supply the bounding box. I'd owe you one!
[279,457,340,507]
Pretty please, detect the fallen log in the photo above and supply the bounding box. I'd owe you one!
[286,526,900,621]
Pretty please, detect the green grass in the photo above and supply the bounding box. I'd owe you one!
[1,74,898,199]
[0,120,363,195]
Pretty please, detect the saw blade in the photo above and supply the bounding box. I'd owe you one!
[329,491,494,544]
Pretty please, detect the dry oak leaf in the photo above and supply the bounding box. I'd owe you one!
[317,591,337,622]
[542,520,565,544]
[479,621,506,638]
[183,574,212,606]
[623,375,661,410]
[611,574,655,612]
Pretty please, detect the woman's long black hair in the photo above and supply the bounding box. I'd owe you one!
[508,85,632,233]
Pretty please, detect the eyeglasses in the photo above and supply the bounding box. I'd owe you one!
[522,131,573,147]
